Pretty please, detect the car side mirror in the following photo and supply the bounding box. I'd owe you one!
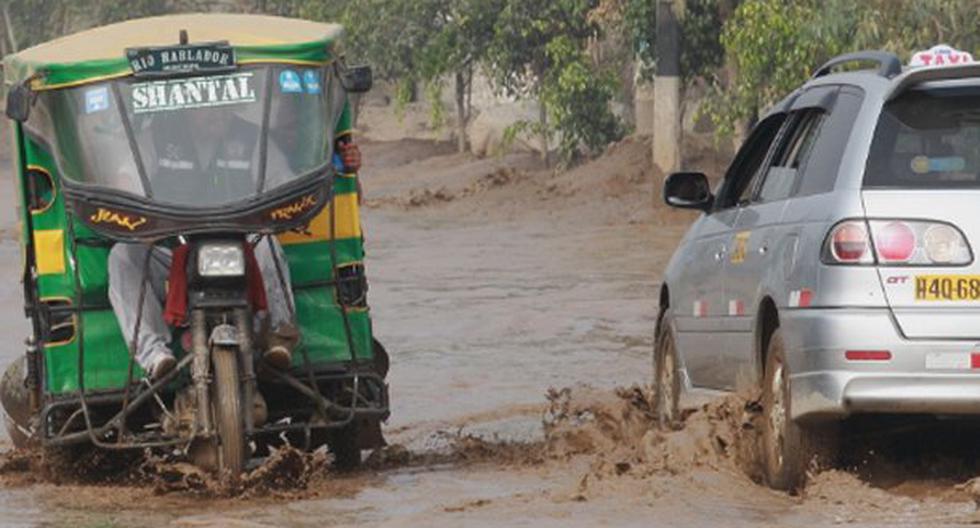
[6,83,32,122]
[339,64,373,94]
[664,172,713,212]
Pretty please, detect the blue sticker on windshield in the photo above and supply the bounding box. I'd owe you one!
[303,70,322,94]
[911,155,967,174]
[279,70,302,93]
[85,86,110,114]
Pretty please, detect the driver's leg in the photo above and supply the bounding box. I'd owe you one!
[255,237,298,368]
[107,243,174,379]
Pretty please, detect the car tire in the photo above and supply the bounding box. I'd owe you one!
[762,329,836,491]
[654,310,681,430]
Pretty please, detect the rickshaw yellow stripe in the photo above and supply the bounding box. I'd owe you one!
[278,193,360,245]
[32,72,131,91]
[238,58,332,67]
[33,229,65,275]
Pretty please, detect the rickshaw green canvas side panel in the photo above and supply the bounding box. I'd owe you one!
[22,138,132,394]
[284,238,363,284]
[44,310,140,394]
[23,139,73,300]
[23,139,111,303]
[283,235,372,364]
[293,290,372,364]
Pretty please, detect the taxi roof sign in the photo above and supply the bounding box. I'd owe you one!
[909,45,974,68]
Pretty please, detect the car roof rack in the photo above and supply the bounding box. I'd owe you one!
[812,50,902,79]
[886,62,980,101]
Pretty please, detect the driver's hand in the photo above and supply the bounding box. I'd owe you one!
[339,143,362,173]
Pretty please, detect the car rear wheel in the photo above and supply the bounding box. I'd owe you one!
[762,329,836,491]
[654,311,681,429]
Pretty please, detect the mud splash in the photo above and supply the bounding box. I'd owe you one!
[540,384,764,481]
[140,446,336,497]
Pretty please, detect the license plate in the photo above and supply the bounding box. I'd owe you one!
[915,275,980,301]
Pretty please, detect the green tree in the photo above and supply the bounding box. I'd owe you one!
[542,35,623,160]
[417,0,503,152]
[703,0,980,139]
[0,0,209,52]
[486,0,622,165]
[702,0,841,137]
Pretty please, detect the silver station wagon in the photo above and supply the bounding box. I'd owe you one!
[656,46,980,490]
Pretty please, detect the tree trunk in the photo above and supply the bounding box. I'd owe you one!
[2,3,18,53]
[653,0,682,175]
[538,100,550,168]
[454,71,467,154]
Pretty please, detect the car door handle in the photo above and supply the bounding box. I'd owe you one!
[758,244,768,255]
[714,248,726,261]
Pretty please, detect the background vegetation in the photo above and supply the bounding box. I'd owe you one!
[2,0,979,163]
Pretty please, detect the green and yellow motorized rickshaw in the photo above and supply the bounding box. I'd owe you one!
[0,14,389,475]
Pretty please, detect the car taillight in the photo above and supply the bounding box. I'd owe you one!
[923,224,969,264]
[823,219,973,266]
[823,221,872,264]
[874,221,916,262]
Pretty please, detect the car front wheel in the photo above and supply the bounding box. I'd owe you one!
[654,310,681,429]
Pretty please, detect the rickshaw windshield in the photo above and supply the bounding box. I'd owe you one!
[27,64,347,207]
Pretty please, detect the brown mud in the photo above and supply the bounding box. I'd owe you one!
[3,136,980,525]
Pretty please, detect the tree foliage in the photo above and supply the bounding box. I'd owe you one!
[704,0,980,138]
[542,35,624,160]
[617,0,727,83]
[1,0,209,51]
[485,0,623,164]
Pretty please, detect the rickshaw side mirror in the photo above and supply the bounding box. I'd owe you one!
[340,65,373,94]
[6,83,32,122]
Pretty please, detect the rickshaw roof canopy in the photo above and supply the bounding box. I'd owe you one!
[4,14,344,89]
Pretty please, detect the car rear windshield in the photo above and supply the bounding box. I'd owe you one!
[864,86,980,189]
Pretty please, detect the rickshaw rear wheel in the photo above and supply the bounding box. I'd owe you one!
[329,423,361,471]
[211,345,246,479]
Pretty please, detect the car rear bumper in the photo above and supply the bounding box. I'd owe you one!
[781,307,980,421]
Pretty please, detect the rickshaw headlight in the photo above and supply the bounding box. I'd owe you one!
[197,243,245,277]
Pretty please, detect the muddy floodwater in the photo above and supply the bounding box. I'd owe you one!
[4,139,980,527]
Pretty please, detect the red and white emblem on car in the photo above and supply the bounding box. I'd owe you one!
[788,289,813,308]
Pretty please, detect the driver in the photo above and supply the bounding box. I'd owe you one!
[107,105,363,380]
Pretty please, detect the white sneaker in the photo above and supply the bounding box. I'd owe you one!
[148,352,177,382]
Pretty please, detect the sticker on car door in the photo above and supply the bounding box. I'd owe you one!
[730,231,751,264]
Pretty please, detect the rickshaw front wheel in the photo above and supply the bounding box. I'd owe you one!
[211,345,246,479]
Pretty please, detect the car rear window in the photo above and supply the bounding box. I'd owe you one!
[864,87,980,188]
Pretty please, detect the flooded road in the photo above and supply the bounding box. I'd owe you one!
[0,138,673,526]
[4,139,980,527]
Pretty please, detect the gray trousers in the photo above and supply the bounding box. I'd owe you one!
[107,238,295,370]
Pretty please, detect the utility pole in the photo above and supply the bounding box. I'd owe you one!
[653,0,681,175]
